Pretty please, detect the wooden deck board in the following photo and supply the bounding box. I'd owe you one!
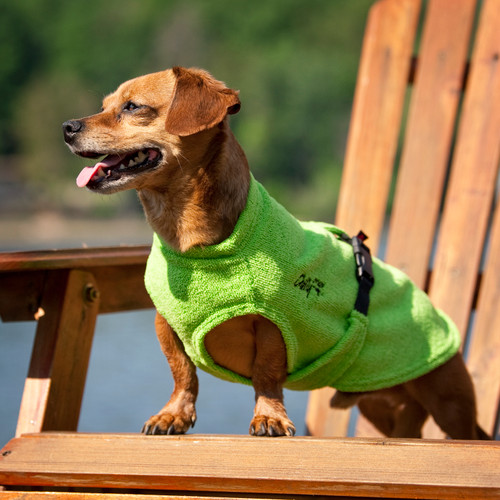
[1,434,499,499]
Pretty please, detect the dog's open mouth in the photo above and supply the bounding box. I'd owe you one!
[76,149,161,188]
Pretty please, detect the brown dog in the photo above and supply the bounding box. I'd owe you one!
[63,67,489,439]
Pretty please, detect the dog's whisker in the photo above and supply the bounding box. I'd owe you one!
[173,151,190,173]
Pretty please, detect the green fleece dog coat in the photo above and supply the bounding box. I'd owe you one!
[145,176,461,392]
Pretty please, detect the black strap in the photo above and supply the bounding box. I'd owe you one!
[350,231,374,316]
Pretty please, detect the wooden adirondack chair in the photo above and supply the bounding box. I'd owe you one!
[1,0,499,498]
[306,0,500,442]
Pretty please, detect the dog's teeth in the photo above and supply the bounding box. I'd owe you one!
[125,151,148,168]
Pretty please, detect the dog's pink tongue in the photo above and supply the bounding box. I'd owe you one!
[76,164,102,187]
[76,154,124,188]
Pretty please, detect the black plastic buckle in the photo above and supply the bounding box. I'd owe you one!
[351,231,374,285]
[351,231,374,315]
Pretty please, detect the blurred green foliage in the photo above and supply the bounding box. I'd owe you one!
[0,0,372,221]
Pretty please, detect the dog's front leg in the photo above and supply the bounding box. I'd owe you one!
[142,312,198,435]
[250,316,296,437]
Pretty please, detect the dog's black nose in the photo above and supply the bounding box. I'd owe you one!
[62,120,84,142]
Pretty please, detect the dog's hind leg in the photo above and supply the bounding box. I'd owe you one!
[331,388,429,438]
[357,390,429,438]
[405,353,491,440]
[249,316,296,437]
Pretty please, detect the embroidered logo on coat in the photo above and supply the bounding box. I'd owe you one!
[294,274,325,297]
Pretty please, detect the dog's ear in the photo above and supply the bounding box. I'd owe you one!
[165,67,241,136]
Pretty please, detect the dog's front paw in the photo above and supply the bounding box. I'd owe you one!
[142,406,196,435]
[249,415,296,437]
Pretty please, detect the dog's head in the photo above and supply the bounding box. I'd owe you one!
[63,67,240,194]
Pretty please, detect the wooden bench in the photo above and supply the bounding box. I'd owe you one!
[1,0,499,498]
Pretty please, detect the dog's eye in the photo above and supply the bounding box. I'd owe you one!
[123,101,140,112]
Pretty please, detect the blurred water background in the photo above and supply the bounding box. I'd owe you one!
[0,1,373,447]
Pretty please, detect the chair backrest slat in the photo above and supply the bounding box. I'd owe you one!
[306,0,500,439]
[431,0,500,439]
[306,0,422,438]
[470,198,500,438]
[336,0,422,253]
[385,0,477,288]
[428,0,500,337]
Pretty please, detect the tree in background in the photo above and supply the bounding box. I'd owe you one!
[0,0,372,221]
